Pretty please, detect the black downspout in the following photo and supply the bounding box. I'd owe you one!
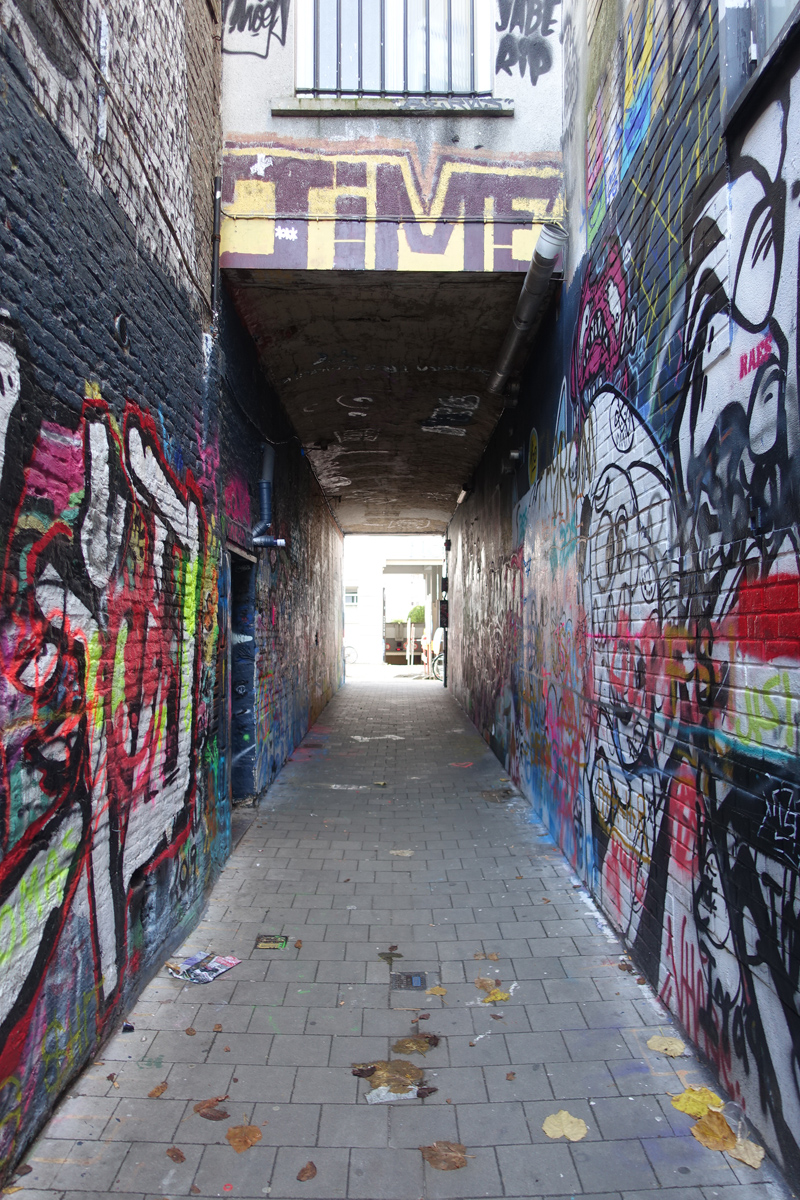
[211,175,222,313]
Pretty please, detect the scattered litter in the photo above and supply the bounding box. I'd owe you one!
[255,935,288,950]
[691,1110,736,1152]
[185,1027,196,1036]
[296,1162,317,1181]
[390,850,414,857]
[475,976,500,993]
[417,1086,438,1099]
[365,1085,419,1105]
[121,1022,135,1033]
[482,988,510,1004]
[482,788,514,803]
[168,953,242,984]
[107,1073,119,1088]
[213,1023,223,1032]
[351,734,405,741]
[542,1110,588,1141]
[373,781,386,786]
[166,1147,186,1163]
[392,1035,440,1055]
[148,1081,168,1098]
[420,1141,471,1170]
[646,1034,685,1057]
[352,1058,423,1098]
[294,940,303,950]
[671,1086,724,1118]
[417,1012,430,1020]
[506,1072,516,1081]
[194,1095,230,1121]
[730,1135,765,1168]
[426,986,446,997]
[226,1125,262,1152]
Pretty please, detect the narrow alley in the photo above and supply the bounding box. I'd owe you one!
[18,679,793,1200]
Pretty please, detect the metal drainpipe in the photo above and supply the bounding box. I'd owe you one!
[252,443,287,548]
[487,224,568,397]
[211,175,222,314]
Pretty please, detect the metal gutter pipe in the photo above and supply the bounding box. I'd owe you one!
[487,224,568,396]
[252,443,286,548]
[211,175,222,314]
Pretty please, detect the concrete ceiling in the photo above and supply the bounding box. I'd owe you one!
[224,269,528,534]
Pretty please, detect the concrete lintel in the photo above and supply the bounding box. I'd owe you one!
[270,96,515,118]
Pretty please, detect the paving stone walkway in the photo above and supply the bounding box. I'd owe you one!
[20,680,793,1200]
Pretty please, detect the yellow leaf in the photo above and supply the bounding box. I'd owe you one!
[691,1110,736,1152]
[729,1136,765,1169]
[647,1034,686,1057]
[148,1081,169,1098]
[481,988,511,1004]
[542,1110,589,1142]
[226,1125,262,1153]
[671,1086,725,1118]
[3,1187,23,1193]
[426,986,446,996]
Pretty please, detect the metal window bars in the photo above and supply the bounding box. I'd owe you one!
[296,0,492,97]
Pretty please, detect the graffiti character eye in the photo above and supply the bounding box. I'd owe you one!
[731,174,777,331]
[14,640,60,693]
[579,303,591,347]
[606,279,622,333]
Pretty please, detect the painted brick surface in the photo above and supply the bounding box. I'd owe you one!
[449,0,800,1178]
[0,11,341,1178]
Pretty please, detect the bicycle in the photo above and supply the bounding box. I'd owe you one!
[432,652,445,681]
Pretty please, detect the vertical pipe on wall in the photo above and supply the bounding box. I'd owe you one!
[403,0,408,93]
[380,0,385,92]
[211,175,221,314]
[425,0,430,93]
[336,0,342,93]
[469,0,474,93]
[447,0,452,93]
[358,0,363,91]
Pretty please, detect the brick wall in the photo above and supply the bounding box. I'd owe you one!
[450,0,800,1175]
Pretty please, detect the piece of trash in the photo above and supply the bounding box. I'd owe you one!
[691,1110,736,1151]
[365,1085,418,1105]
[417,1086,438,1099]
[296,1162,317,1182]
[294,940,303,950]
[352,1066,377,1078]
[106,1072,117,1082]
[671,1086,724,1117]
[194,1095,230,1121]
[255,934,288,950]
[506,1072,516,1081]
[373,782,386,787]
[729,1134,765,1168]
[352,1059,424,1097]
[388,944,398,952]
[542,1110,589,1141]
[475,975,499,993]
[420,1141,471,1170]
[515,875,523,880]
[213,1023,223,1032]
[469,1041,476,1047]
[426,986,446,996]
[418,1012,430,1020]
[166,1147,186,1163]
[168,952,242,984]
[12,1168,31,1180]
[482,988,510,1004]
[226,1125,262,1153]
[647,1034,685,1057]
[392,1035,440,1055]
[185,1027,196,1036]
[191,1186,201,1194]
[121,1022,135,1033]
[148,1081,168,1098]
[390,850,414,857]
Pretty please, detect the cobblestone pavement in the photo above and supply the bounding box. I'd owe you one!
[19,681,793,1200]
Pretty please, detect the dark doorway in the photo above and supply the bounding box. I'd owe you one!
[230,552,257,802]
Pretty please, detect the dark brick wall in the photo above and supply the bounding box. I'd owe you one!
[450,0,800,1175]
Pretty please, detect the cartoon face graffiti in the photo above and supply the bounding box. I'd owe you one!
[571,241,638,413]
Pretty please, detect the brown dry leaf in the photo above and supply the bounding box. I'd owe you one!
[636,976,646,984]
[223,1046,231,1052]
[691,1111,736,1152]
[426,986,446,996]
[190,1186,201,1194]
[392,1035,439,1056]
[388,944,398,952]
[166,1147,186,1163]
[647,1034,686,1057]
[148,1081,169,1098]
[13,1168,31,1179]
[352,1059,424,1094]
[729,1135,765,1169]
[226,1124,262,1153]
[542,897,551,903]
[487,952,500,961]
[106,1073,117,1082]
[491,1013,504,1021]
[475,975,499,993]
[542,1110,589,1142]
[194,1095,230,1121]
[506,1072,516,1081]
[418,1012,430,1020]
[213,1023,223,1032]
[296,1161,317,1181]
[482,988,511,1004]
[416,1086,438,1099]
[420,1141,469,1170]
[185,1027,196,1036]
[473,952,486,960]
[671,1086,725,1118]
[294,939,303,949]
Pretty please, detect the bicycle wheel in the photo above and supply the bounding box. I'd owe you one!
[432,653,444,681]
[344,645,358,664]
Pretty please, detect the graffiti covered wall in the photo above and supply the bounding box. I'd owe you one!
[0,22,342,1173]
[450,0,800,1175]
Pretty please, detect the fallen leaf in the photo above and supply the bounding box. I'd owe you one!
[482,988,510,1004]
[647,1034,685,1057]
[515,875,523,879]
[491,1013,504,1021]
[542,1110,589,1141]
[213,1023,223,1032]
[13,1168,31,1179]
[416,1086,438,1098]
[729,1135,765,1169]
[474,952,486,960]
[294,939,303,950]
[542,897,551,903]
[343,879,350,882]
[475,976,499,993]
[636,976,646,984]
[506,1072,516,1081]
[392,1035,440,1055]
[388,944,398,952]
[3,1186,23,1193]
[166,1147,186,1163]
[226,1125,262,1153]
[671,1086,725,1118]
[106,1072,117,1082]
[426,986,446,997]
[487,952,500,961]
[390,849,414,857]
[418,1012,430,1020]
[691,1110,736,1152]
[194,1095,231,1121]
[185,1027,196,1036]
[148,1081,169,1098]
[618,962,634,973]
[351,1066,377,1078]
[469,1041,476,1046]
[223,1046,231,1052]
[296,1161,317,1182]
[352,1059,424,1094]
[420,1141,469,1170]
[191,1186,201,1194]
